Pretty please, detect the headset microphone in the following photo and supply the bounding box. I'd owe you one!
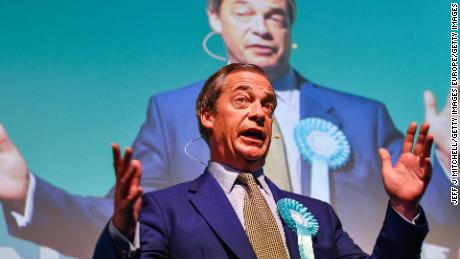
[184,137,208,166]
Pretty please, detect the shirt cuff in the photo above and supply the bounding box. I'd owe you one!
[391,206,420,225]
[108,219,140,257]
[10,173,35,227]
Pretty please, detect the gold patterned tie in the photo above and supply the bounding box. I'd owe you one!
[237,172,289,259]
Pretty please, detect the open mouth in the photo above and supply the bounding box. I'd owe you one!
[240,128,266,144]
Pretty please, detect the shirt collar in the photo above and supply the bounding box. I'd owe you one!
[208,161,272,195]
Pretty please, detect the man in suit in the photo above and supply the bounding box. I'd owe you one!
[0,0,455,258]
[94,63,433,258]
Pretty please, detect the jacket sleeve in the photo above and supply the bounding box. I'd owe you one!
[370,203,428,259]
[139,194,169,259]
[326,201,428,259]
[2,175,113,259]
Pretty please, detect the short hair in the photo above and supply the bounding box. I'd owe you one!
[195,63,271,144]
[207,0,297,24]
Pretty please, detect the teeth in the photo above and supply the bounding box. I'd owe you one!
[243,131,263,140]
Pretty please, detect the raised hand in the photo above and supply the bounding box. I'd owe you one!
[112,143,143,241]
[379,123,433,220]
[424,90,451,169]
[0,124,29,213]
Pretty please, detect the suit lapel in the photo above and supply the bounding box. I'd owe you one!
[188,171,256,259]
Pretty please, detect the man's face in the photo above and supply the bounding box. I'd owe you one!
[204,70,276,171]
[209,0,292,74]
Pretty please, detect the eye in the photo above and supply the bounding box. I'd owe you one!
[236,96,247,102]
[233,95,250,108]
[270,14,283,22]
[267,13,287,27]
[232,5,255,22]
[263,102,275,113]
[233,6,253,16]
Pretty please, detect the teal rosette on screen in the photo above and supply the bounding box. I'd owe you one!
[294,118,350,202]
[277,198,319,259]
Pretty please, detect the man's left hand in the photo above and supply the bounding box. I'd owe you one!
[112,144,143,242]
[379,123,433,221]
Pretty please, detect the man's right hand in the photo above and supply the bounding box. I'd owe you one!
[112,143,143,242]
[0,124,29,214]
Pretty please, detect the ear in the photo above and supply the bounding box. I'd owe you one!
[207,9,222,33]
[200,109,215,131]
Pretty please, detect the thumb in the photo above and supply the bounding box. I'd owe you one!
[423,90,437,119]
[0,124,14,151]
[379,148,393,176]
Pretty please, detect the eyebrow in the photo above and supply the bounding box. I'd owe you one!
[233,0,250,6]
[233,85,252,92]
[232,0,286,16]
[238,85,275,100]
[266,8,287,18]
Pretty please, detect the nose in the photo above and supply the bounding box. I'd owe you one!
[250,15,270,38]
[248,102,266,126]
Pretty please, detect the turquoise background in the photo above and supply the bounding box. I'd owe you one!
[0,1,450,258]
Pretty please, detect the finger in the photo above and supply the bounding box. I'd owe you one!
[379,148,393,176]
[127,186,144,206]
[402,122,417,154]
[420,135,434,167]
[0,124,14,151]
[413,123,429,156]
[416,157,433,184]
[126,161,142,204]
[122,147,133,173]
[423,134,434,158]
[441,86,459,115]
[112,143,122,178]
[440,88,453,115]
[423,90,438,119]
[130,160,142,189]
[422,158,433,183]
[118,161,137,196]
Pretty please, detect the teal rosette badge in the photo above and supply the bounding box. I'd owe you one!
[277,198,319,259]
[294,118,350,202]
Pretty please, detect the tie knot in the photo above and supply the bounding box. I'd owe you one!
[237,172,258,190]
